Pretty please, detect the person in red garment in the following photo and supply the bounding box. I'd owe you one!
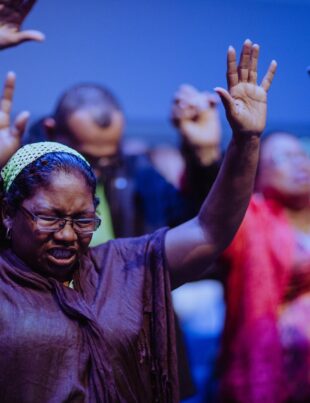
[217,131,310,402]
[171,84,310,401]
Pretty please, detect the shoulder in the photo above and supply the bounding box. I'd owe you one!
[86,228,169,272]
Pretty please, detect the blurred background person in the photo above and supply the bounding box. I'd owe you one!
[170,85,310,402]
[217,131,310,402]
[26,83,195,242]
[170,84,225,403]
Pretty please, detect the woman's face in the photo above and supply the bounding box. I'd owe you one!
[258,133,310,204]
[8,170,96,282]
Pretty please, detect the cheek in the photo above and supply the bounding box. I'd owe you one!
[271,167,292,186]
[79,236,92,253]
[12,217,48,250]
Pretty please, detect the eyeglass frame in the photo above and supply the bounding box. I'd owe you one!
[19,205,101,235]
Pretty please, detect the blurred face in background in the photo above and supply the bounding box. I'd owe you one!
[65,108,124,162]
[47,108,124,167]
[257,132,310,207]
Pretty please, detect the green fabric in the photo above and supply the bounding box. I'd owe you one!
[1,141,89,193]
[90,183,115,247]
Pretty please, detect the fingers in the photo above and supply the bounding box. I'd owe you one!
[238,39,252,82]
[248,43,259,84]
[173,84,200,109]
[205,93,220,108]
[174,84,219,109]
[14,30,45,44]
[11,111,30,140]
[226,46,238,89]
[227,39,276,91]
[214,87,235,115]
[260,60,277,92]
[0,71,16,116]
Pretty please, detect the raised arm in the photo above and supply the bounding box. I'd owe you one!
[0,72,29,167]
[0,0,44,49]
[165,39,277,288]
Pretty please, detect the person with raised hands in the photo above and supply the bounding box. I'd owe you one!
[0,0,44,50]
[0,40,276,402]
[171,84,222,167]
[170,83,223,219]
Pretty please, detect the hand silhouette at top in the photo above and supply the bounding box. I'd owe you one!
[0,0,44,49]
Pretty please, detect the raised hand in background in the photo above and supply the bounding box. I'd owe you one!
[0,0,44,49]
[0,72,29,166]
[171,84,222,166]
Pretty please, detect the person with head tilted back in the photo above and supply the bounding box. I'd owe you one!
[215,130,310,402]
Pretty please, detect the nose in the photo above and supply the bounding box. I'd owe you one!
[53,220,78,242]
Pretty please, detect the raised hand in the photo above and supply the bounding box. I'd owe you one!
[215,39,277,138]
[0,72,29,167]
[0,0,44,49]
[171,84,222,165]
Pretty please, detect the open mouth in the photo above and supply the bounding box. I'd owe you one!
[47,248,77,267]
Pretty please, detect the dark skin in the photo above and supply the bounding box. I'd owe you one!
[6,171,95,283]
[0,0,44,49]
[0,40,277,289]
[166,39,277,288]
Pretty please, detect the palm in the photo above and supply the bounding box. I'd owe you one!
[229,82,267,134]
[215,40,277,138]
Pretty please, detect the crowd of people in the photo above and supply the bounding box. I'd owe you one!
[0,1,309,403]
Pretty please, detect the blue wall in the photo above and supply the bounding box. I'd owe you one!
[0,0,309,143]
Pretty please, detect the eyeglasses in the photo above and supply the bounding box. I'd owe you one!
[19,206,101,235]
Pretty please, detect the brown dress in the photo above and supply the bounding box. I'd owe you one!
[0,229,179,402]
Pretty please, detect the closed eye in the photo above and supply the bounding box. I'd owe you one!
[37,215,59,223]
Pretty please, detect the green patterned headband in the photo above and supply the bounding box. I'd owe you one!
[1,141,90,193]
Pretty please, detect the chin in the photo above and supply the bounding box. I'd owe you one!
[38,259,78,282]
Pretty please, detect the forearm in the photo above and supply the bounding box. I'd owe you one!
[198,134,259,251]
[166,134,259,288]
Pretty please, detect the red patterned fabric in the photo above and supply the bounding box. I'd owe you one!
[218,195,295,403]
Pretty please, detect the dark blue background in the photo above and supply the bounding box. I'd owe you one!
[1,0,309,144]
